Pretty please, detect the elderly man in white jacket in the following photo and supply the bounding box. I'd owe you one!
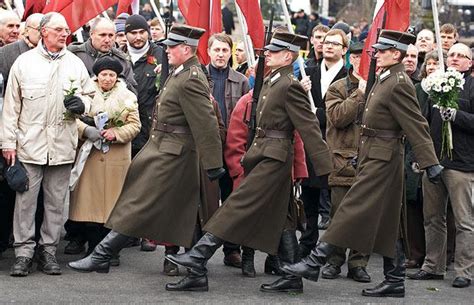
[1,12,94,277]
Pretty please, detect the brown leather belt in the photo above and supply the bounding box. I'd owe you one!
[360,126,404,139]
[153,122,191,134]
[255,127,293,139]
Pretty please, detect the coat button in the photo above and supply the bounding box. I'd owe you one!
[254,143,257,146]
[262,96,266,99]
[365,108,368,112]
[152,135,155,138]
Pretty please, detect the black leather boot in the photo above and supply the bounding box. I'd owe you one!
[68,231,131,273]
[241,246,256,277]
[264,255,284,275]
[281,241,334,282]
[165,232,223,275]
[261,230,303,293]
[362,239,405,298]
[165,274,209,292]
[37,246,61,275]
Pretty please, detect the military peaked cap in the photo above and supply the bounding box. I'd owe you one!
[372,29,416,52]
[162,24,206,47]
[264,32,307,53]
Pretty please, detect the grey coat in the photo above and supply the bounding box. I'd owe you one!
[0,39,31,91]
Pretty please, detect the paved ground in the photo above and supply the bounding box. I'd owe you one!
[0,240,472,304]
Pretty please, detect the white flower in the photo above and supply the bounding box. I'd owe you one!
[448,78,455,86]
[442,85,451,92]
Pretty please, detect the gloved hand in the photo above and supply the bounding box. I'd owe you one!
[426,164,443,184]
[440,107,457,122]
[79,115,95,126]
[64,95,85,115]
[207,167,226,181]
[83,126,101,142]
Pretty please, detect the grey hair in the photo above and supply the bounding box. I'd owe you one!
[25,13,44,28]
[39,12,64,32]
[89,17,114,33]
[0,10,20,26]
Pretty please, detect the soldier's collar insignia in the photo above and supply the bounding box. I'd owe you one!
[379,69,391,82]
[174,64,184,75]
[270,72,281,84]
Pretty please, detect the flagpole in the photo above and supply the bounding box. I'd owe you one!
[235,2,256,68]
[279,0,316,114]
[431,0,445,71]
[150,0,166,31]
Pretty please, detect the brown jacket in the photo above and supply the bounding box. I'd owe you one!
[204,65,332,255]
[106,56,223,247]
[325,73,365,187]
[322,63,438,258]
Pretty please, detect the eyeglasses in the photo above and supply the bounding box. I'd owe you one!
[323,41,344,47]
[26,26,39,31]
[45,27,71,35]
[447,52,471,60]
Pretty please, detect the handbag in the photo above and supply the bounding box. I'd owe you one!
[293,183,307,232]
[4,161,29,193]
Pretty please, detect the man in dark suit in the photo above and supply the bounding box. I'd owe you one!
[299,28,347,257]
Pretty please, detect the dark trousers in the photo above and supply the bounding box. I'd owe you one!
[84,222,110,255]
[319,188,331,220]
[219,169,240,256]
[299,186,320,250]
[406,201,425,264]
[383,239,406,283]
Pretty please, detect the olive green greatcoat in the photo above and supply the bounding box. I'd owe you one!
[204,65,332,255]
[321,63,439,258]
[106,56,223,248]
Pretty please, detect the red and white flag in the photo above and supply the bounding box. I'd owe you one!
[116,0,140,16]
[235,0,264,49]
[178,0,222,64]
[359,0,410,80]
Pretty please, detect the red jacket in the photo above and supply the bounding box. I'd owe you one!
[224,90,308,189]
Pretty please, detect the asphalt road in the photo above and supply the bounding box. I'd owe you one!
[0,239,472,304]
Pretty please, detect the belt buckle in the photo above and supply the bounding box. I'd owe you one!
[256,127,265,138]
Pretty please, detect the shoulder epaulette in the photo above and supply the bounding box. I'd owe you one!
[189,65,200,79]
[396,71,408,84]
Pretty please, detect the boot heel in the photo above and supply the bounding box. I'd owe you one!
[96,268,110,273]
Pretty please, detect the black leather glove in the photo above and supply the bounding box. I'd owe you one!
[207,167,226,181]
[79,115,95,126]
[64,95,85,114]
[426,164,443,184]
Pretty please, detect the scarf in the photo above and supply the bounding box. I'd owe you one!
[320,58,344,98]
[127,41,149,64]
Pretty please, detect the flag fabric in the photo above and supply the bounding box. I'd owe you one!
[22,0,47,21]
[41,0,119,33]
[235,0,264,49]
[358,0,410,80]
[116,0,140,16]
[178,0,222,64]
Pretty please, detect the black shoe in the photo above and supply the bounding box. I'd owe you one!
[362,281,405,298]
[164,259,179,276]
[318,218,330,230]
[64,239,86,255]
[264,255,284,276]
[347,266,371,283]
[452,277,471,288]
[321,264,341,279]
[37,247,61,275]
[10,256,33,277]
[224,252,242,268]
[110,254,120,267]
[165,275,209,291]
[407,269,444,280]
[260,276,303,293]
[241,247,256,277]
[298,244,311,258]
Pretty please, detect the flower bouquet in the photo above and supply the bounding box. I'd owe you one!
[421,67,465,159]
[63,79,79,121]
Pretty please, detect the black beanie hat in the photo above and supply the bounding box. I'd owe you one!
[125,14,149,34]
[93,56,123,76]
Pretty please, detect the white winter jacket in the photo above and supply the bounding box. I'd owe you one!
[1,42,95,165]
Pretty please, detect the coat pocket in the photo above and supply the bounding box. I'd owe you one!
[368,145,392,162]
[332,149,357,177]
[159,141,183,156]
[263,146,288,162]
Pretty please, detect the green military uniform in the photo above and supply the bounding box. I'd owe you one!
[322,62,438,258]
[106,55,222,248]
[204,64,332,255]
[324,70,370,269]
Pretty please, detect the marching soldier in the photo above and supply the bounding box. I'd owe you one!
[165,32,332,292]
[282,30,444,298]
[67,24,225,273]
